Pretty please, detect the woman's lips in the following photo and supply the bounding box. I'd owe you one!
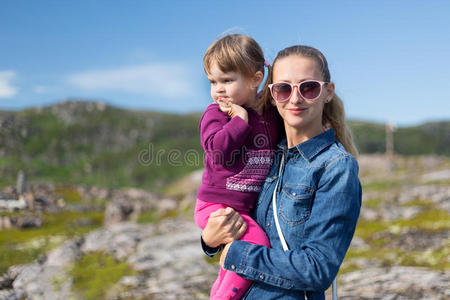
[288,107,307,115]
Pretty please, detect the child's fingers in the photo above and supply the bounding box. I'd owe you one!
[219,105,231,114]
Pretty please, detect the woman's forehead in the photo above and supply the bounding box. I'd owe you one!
[273,56,322,81]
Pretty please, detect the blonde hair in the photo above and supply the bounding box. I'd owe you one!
[203,34,265,79]
[261,45,359,157]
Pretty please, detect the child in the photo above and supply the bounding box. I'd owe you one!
[194,34,281,299]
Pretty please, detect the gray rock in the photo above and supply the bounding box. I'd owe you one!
[338,266,450,299]
[0,289,26,300]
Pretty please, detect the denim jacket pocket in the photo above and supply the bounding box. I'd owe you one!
[279,184,314,226]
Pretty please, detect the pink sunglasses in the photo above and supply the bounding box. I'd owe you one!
[268,80,328,102]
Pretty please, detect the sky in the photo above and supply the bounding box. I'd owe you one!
[1,0,449,126]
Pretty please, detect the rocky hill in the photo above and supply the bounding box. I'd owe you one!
[0,155,449,299]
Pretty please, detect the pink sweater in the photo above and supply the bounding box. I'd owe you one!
[197,104,281,213]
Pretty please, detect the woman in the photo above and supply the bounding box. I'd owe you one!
[201,45,362,299]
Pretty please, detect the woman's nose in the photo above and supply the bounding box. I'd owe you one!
[289,86,304,104]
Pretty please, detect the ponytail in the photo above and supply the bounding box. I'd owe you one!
[323,94,359,157]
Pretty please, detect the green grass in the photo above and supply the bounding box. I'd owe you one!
[394,209,450,231]
[363,197,384,209]
[361,179,406,191]
[0,210,103,274]
[71,252,136,300]
[349,207,450,272]
[54,187,83,204]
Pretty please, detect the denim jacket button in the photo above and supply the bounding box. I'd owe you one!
[231,265,236,270]
[259,274,264,280]
[292,192,296,196]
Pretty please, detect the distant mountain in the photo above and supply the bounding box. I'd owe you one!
[0,101,448,188]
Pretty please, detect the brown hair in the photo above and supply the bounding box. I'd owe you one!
[261,45,358,157]
[203,34,265,79]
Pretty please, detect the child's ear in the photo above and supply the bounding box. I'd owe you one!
[252,71,264,89]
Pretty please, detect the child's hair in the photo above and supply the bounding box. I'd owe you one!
[261,45,359,157]
[203,34,265,80]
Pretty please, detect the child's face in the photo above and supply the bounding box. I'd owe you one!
[207,62,256,107]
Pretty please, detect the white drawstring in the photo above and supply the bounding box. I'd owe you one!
[272,153,338,300]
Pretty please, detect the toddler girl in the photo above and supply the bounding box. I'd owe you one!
[194,34,281,299]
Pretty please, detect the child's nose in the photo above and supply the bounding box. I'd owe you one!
[216,83,225,92]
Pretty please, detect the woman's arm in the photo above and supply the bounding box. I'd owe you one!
[221,156,362,291]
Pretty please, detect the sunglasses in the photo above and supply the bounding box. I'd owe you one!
[268,80,329,102]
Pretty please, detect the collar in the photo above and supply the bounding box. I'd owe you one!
[277,129,336,161]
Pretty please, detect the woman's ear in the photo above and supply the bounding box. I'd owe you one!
[325,82,335,102]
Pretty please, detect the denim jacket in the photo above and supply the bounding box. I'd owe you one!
[223,129,362,299]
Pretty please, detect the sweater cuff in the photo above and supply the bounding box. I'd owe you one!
[201,236,223,258]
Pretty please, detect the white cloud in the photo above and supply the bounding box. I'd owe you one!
[33,85,51,94]
[68,62,199,99]
[0,71,18,98]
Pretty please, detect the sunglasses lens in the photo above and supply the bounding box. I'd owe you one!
[300,81,321,100]
[272,83,292,102]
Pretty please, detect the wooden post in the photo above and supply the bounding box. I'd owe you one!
[385,122,395,171]
[16,170,26,196]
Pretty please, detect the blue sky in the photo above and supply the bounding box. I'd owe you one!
[1,0,449,126]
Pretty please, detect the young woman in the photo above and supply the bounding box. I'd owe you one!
[201,45,362,299]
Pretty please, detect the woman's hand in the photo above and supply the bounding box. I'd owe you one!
[217,99,248,123]
[201,207,247,248]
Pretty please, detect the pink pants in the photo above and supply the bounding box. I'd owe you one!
[195,199,270,300]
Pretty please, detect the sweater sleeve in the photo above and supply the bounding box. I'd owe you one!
[200,104,251,165]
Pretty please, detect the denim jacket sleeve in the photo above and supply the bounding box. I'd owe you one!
[223,155,362,291]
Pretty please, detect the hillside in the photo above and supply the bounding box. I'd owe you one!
[0,100,449,189]
[0,101,202,189]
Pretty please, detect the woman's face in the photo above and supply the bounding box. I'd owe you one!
[272,55,334,141]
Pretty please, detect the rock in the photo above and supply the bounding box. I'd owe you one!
[422,169,450,182]
[104,200,135,225]
[338,266,450,299]
[0,199,27,211]
[12,262,75,300]
[46,238,83,268]
[0,289,26,300]
[0,216,12,230]
[157,197,178,214]
[104,188,162,225]
[14,214,42,229]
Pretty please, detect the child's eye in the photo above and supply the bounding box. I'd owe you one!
[209,80,216,84]
[224,79,233,83]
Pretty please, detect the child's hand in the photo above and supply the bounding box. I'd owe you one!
[217,99,248,123]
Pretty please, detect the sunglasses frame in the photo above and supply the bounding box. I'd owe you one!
[268,80,329,102]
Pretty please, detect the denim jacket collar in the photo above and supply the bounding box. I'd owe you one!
[277,129,335,162]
